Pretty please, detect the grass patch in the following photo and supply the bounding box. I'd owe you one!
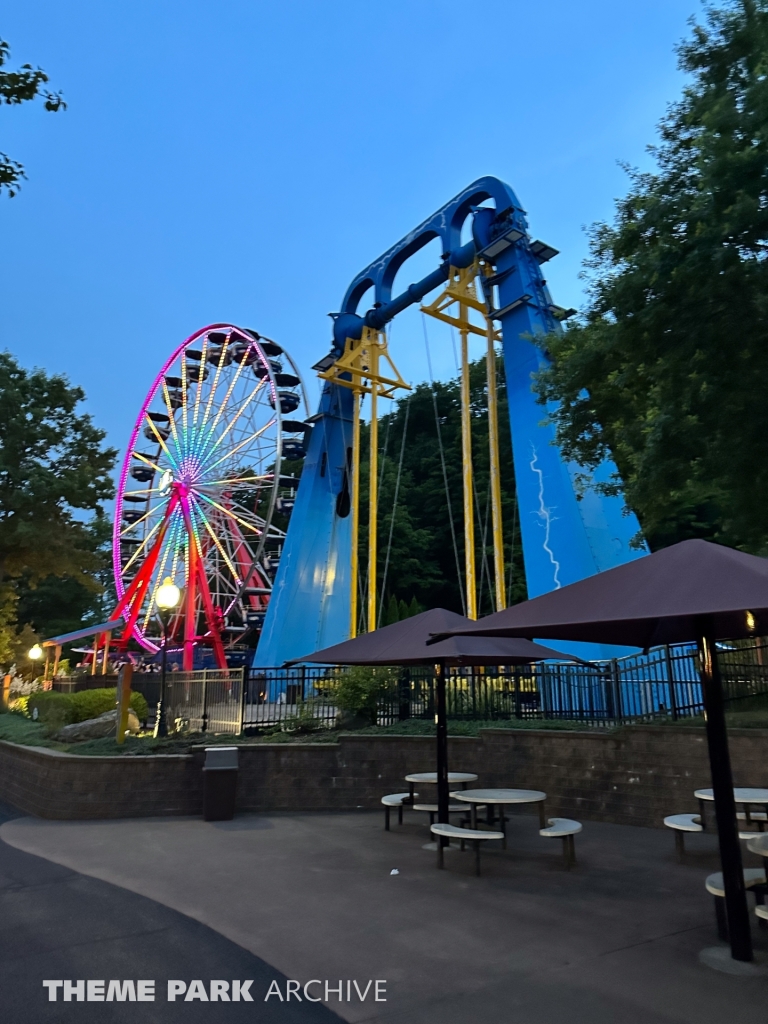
[0,712,53,747]
[3,708,764,757]
[351,717,618,736]
[648,710,768,729]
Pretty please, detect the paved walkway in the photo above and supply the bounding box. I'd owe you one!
[0,801,340,1023]
[2,806,768,1023]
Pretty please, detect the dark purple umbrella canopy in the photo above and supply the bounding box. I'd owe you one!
[431,539,768,649]
[421,538,768,963]
[287,607,581,666]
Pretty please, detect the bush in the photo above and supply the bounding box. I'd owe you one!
[279,699,326,735]
[27,688,149,731]
[8,695,31,717]
[326,666,396,725]
[27,691,72,731]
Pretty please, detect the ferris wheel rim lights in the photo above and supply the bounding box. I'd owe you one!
[112,323,303,658]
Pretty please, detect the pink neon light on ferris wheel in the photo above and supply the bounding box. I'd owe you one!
[111,322,302,663]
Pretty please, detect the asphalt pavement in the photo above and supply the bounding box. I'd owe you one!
[3,803,768,1024]
[0,800,341,1023]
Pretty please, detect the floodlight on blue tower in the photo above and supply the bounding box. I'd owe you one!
[255,176,647,667]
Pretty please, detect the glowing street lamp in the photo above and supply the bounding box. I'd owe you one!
[28,644,43,661]
[155,577,181,738]
[157,578,181,614]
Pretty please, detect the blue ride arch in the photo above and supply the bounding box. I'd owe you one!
[255,176,646,666]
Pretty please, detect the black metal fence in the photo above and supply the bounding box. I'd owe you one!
[244,638,768,731]
[48,639,768,735]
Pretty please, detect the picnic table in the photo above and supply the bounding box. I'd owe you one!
[453,788,548,834]
[695,788,768,830]
[404,772,477,805]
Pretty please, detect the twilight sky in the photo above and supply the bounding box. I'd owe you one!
[1,0,697,471]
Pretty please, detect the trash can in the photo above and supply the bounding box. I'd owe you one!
[202,746,238,821]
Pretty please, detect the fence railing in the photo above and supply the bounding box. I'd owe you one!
[245,638,768,731]
[162,669,245,735]
[46,639,768,736]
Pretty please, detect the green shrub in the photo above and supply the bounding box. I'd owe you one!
[280,699,326,734]
[326,666,397,723]
[27,688,149,731]
[27,691,72,731]
[8,695,30,717]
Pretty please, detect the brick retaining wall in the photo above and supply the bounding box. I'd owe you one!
[1,727,766,825]
[0,743,201,819]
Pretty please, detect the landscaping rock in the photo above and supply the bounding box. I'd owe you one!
[55,708,140,742]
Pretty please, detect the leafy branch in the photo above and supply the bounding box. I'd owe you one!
[0,38,66,197]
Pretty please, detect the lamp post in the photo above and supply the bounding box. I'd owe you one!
[155,577,181,738]
[28,643,46,691]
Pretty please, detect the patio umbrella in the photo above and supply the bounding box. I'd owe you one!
[431,538,768,962]
[289,607,580,845]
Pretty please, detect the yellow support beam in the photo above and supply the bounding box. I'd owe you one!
[459,317,477,620]
[349,391,361,638]
[368,376,379,632]
[423,261,507,616]
[319,327,410,636]
[485,319,506,611]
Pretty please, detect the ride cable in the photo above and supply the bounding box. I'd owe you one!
[378,396,411,626]
[422,262,507,619]
[420,312,466,617]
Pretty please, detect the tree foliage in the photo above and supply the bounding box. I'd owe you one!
[0,352,116,663]
[0,38,65,197]
[535,0,768,553]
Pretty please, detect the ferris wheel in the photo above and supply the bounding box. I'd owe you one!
[112,323,309,669]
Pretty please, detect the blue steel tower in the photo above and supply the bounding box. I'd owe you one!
[256,177,646,666]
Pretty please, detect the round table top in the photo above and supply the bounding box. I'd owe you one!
[695,788,768,803]
[453,788,547,804]
[405,772,478,784]
[746,833,768,857]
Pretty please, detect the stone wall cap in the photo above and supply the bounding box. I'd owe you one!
[0,741,194,762]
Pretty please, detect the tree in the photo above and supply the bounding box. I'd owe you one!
[535,0,768,554]
[1,38,65,197]
[14,515,115,642]
[0,352,116,662]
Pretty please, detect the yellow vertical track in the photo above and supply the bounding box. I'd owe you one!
[422,261,505,617]
[368,372,379,632]
[349,391,361,638]
[459,311,477,620]
[317,325,410,638]
[485,318,506,611]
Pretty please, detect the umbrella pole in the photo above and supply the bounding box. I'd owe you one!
[698,631,752,961]
[435,660,449,846]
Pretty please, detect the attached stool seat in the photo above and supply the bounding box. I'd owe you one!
[381,792,417,830]
[539,818,582,867]
[413,803,468,827]
[430,823,504,876]
[736,811,768,840]
[705,868,766,941]
[663,813,702,860]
